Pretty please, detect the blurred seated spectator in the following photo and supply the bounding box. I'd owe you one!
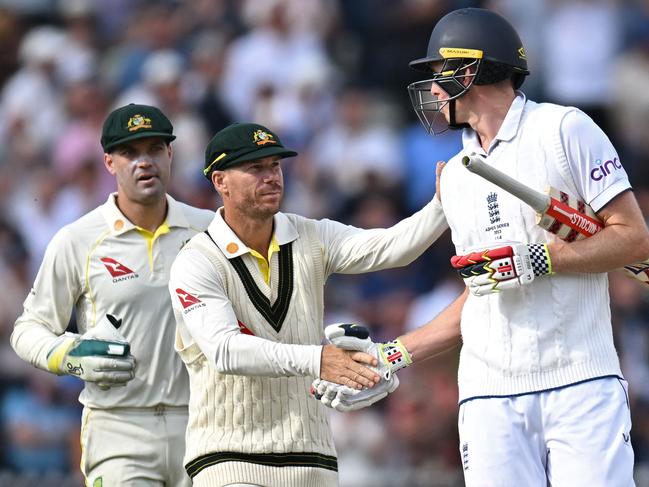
[7,167,84,275]
[53,79,114,206]
[541,0,623,136]
[220,0,335,123]
[401,123,462,213]
[0,219,32,386]
[611,27,649,161]
[309,86,404,206]
[405,269,464,333]
[1,371,81,474]
[382,363,462,487]
[0,26,67,167]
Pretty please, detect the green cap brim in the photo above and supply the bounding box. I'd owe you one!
[229,146,298,166]
[104,132,177,152]
[204,145,298,177]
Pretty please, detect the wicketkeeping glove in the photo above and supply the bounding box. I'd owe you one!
[46,314,136,389]
[451,242,553,296]
[310,323,412,412]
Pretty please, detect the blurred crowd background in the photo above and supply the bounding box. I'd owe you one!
[1,0,649,486]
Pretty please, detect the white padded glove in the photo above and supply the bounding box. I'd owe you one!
[311,323,411,411]
[46,314,136,389]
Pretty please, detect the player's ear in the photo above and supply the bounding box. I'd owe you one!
[212,170,227,195]
[104,152,116,175]
[462,65,476,87]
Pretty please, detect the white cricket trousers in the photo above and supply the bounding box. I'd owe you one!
[80,405,191,486]
[458,377,635,487]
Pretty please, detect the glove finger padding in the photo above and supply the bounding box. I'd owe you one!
[452,243,551,296]
[331,375,400,412]
[310,378,324,400]
[316,323,410,411]
[324,323,373,352]
[312,370,401,412]
[47,314,136,387]
[311,378,343,405]
[65,354,136,383]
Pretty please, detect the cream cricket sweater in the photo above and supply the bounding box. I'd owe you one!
[169,200,448,485]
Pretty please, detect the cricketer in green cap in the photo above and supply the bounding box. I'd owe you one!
[203,122,297,180]
[101,103,176,153]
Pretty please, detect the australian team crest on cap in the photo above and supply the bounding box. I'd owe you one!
[127,114,153,132]
[253,129,276,146]
[101,103,175,152]
[203,122,298,179]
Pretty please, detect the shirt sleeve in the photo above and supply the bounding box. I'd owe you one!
[10,226,82,371]
[560,110,631,212]
[169,249,322,378]
[317,196,448,276]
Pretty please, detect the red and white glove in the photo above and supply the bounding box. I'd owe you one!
[451,243,552,296]
[310,323,409,412]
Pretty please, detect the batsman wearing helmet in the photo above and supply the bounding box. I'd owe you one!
[11,104,213,486]
[315,7,649,486]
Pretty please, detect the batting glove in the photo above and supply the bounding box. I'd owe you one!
[46,314,136,389]
[311,375,399,412]
[451,243,553,296]
[310,323,411,412]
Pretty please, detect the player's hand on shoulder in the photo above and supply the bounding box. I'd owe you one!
[46,314,136,389]
[451,242,553,296]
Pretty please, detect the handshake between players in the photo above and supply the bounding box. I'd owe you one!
[311,238,553,412]
[312,323,413,412]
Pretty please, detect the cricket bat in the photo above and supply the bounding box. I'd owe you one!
[462,155,649,286]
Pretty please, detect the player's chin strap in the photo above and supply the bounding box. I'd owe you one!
[447,100,470,130]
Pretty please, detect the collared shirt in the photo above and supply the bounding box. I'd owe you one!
[441,94,627,401]
[12,193,213,408]
[463,92,630,211]
[462,91,527,156]
[169,199,448,377]
[206,209,297,284]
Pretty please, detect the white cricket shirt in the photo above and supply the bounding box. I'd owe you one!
[441,93,630,402]
[11,193,213,408]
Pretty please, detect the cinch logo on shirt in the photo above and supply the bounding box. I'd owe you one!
[176,288,206,312]
[100,257,139,282]
[590,157,622,181]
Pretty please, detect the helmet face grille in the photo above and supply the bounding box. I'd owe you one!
[407,8,530,135]
[407,58,479,134]
[408,79,448,134]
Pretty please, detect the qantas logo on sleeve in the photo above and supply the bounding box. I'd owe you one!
[238,320,254,335]
[176,288,206,312]
[100,257,139,282]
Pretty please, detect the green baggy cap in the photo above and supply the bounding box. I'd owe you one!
[203,122,297,180]
[101,103,176,152]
